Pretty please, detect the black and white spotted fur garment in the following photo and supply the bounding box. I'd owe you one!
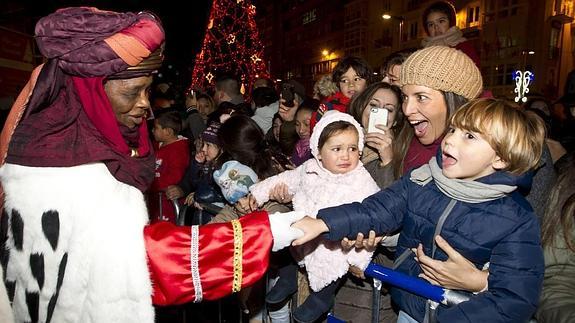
[0,163,154,323]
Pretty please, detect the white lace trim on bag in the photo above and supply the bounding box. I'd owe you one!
[191,225,202,302]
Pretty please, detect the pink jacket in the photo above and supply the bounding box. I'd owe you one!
[250,158,379,291]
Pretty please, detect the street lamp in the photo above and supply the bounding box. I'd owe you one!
[382,14,404,48]
[521,49,535,70]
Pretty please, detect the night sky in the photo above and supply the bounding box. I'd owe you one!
[1,0,214,84]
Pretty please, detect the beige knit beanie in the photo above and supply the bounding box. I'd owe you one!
[400,46,483,100]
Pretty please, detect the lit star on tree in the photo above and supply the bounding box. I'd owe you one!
[227,34,236,44]
[237,0,243,3]
[251,54,261,63]
[206,72,214,83]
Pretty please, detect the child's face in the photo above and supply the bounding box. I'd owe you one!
[201,141,221,162]
[339,67,367,99]
[152,120,167,142]
[295,110,312,139]
[197,98,213,118]
[185,93,197,108]
[318,128,360,174]
[402,84,448,145]
[382,64,401,86]
[361,88,399,130]
[441,126,507,180]
[426,11,450,37]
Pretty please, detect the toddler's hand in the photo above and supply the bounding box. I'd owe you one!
[195,150,206,163]
[270,183,292,203]
[348,265,365,279]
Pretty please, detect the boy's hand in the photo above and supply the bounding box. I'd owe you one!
[291,216,329,246]
[341,230,383,252]
[413,235,488,292]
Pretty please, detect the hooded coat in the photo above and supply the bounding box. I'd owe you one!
[250,111,380,291]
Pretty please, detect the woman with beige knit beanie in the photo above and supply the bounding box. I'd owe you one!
[344,46,481,242]
[398,45,482,175]
[346,45,486,285]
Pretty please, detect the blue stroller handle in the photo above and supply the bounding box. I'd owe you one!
[364,263,470,306]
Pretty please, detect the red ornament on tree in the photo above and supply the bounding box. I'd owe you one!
[191,0,268,96]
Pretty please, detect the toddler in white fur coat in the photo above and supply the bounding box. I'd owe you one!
[249,110,379,323]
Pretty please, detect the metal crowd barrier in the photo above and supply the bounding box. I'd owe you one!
[329,262,471,323]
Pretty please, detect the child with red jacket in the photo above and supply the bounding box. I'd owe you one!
[310,56,374,131]
[149,111,190,223]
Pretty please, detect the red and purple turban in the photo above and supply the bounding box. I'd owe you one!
[2,7,166,191]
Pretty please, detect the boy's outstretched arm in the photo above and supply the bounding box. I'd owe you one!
[291,216,329,246]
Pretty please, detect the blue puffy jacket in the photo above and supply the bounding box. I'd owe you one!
[317,161,544,323]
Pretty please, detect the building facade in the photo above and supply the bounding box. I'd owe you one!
[254,0,347,91]
[256,0,575,100]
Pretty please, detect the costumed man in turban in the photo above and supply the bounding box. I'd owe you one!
[0,7,303,323]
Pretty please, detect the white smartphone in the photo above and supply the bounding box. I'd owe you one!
[368,107,388,134]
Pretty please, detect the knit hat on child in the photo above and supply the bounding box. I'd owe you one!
[400,45,483,100]
[309,110,364,159]
[213,160,259,204]
[201,122,221,145]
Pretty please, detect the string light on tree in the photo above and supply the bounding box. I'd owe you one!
[191,0,269,93]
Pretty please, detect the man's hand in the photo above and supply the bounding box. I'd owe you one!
[413,235,488,292]
[278,98,297,122]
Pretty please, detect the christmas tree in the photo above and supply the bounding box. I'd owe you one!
[191,0,268,96]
